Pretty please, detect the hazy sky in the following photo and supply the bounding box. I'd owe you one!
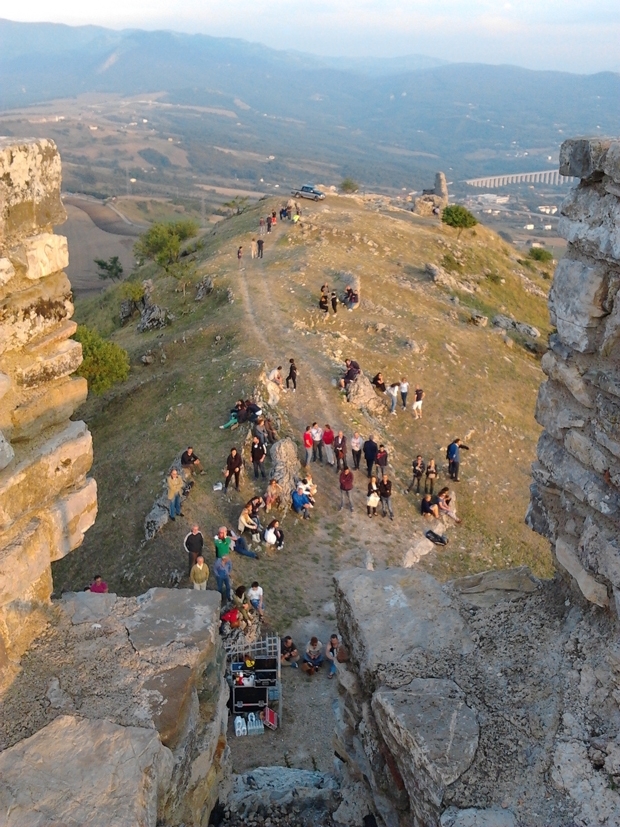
[7,1,620,74]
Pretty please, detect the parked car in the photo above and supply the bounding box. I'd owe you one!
[291,184,325,201]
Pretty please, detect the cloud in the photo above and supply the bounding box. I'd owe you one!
[6,1,620,73]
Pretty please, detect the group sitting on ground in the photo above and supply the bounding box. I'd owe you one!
[420,487,461,523]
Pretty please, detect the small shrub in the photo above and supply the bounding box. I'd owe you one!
[441,205,478,237]
[134,220,200,268]
[340,177,359,193]
[528,247,554,263]
[442,253,462,272]
[120,282,145,302]
[94,255,124,281]
[74,325,130,395]
[486,271,502,284]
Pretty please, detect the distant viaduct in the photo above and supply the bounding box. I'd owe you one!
[464,169,576,188]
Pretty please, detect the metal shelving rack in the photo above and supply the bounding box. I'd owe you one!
[225,633,282,724]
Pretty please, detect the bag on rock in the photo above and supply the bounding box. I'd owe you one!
[425,529,449,546]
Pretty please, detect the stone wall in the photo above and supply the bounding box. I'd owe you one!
[0,138,97,687]
[528,137,620,612]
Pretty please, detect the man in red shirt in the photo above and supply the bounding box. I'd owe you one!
[90,575,108,593]
[323,424,335,466]
[339,467,354,512]
[303,426,313,467]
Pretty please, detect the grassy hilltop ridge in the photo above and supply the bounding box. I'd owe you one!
[54,194,553,628]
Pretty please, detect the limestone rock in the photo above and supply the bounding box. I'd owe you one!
[17,338,83,389]
[195,275,214,300]
[0,257,15,287]
[346,373,384,415]
[0,430,14,470]
[552,740,620,827]
[555,535,609,608]
[372,679,479,825]
[470,311,488,327]
[138,303,171,332]
[549,258,608,352]
[60,591,118,624]
[0,272,74,357]
[143,665,195,749]
[228,767,339,816]
[334,568,474,685]
[124,587,220,668]
[514,321,540,338]
[441,807,517,827]
[0,715,174,827]
[540,350,594,408]
[10,232,69,280]
[535,379,586,440]
[603,140,620,187]
[492,314,514,330]
[435,171,449,200]
[402,535,435,567]
[426,262,458,290]
[0,138,66,243]
[269,437,300,505]
[447,567,539,608]
[559,137,611,180]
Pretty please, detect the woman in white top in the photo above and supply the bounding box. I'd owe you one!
[387,383,399,415]
[399,377,409,410]
[350,432,363,471]
[246,581,264,619]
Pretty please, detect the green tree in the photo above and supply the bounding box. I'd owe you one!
[528,247,554,263]
[441,205,478,238]
[73,325,130,395]
[340,178,359,193]
[134,220,199,269]
[94,255,124,281]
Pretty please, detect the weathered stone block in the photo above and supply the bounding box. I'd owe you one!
[559,185,620,263]
[564,429,611,475]
[0,373,10,400]
[17,338,82,388]
[555,535,609,607]
[602,141,620,187]
[0,715,174,827]
[579,517,620,591]
[535,380,586,439]
[0,518,51,608]
[9,232,68,281]
[9,376,88,442]
[0,257,15,287]
[48,476,98,559]
[0,420,93,532]
[144,665,195,749]
[0,271,73,356]
[0,567,53,674]
[541,350,594,408]
[0,138,66,244]
[559,138,611,180]
[441,808,518,827]
[447,566,538,608]
[548,258,609,352]
[0,430,14,470]
[60,591,117,624]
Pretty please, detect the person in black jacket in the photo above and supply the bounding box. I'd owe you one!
[406,456,425,494]
[379,474,393,520]
[250,436,267,479]
[319,292,329,315]
[363,435,378,478]
[286,358,297,391]
[334,431,347,471]
[331,290,338,314]
[184,524,204,576]
[224,447,243,491]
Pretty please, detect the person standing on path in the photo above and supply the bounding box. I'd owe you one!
[413,386,425,418]
[323,424,335,466]
[310,422,324,463]
[167,468,184,521]
[375,444,389,476]
[190,556,209,590]
[302,426,313,467]
[266,215,272,233]
[251,436,267,479]
[339,466,354,512]
[351,432,362,470]
[331,290,338,315]
[257,238,264,259]
[213,554,232,602]
[286,358,297,391]
[334,431,347,471]
[379,473,394,520]
[363,435,378,478]
[406,456,425,494]
[387,383,399,414]
[367,475,380,517]
[447,439,469,482]
[425,458,438,495]
[184,524,204,576]
[224,447,243,492]
[250,238,258,259]
[259,217,265,236]
[400,377,409,410]
[237,246,243,269]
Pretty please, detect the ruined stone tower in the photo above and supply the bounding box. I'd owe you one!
[0,138,97,687]
[528,137,620,612]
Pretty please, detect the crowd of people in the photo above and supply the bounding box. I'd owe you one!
[319,282,359,315]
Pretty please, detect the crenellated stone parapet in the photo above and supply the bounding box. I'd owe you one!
[0,138,97,686]
[528,136,620,611]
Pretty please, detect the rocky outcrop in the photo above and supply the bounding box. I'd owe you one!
[414,172,449,216]
[346,373,384,416]
[0,139,96,687]
[530,137,620,611]
[269,437,300,507]
[333,566,620,827]
[0,587,230,827]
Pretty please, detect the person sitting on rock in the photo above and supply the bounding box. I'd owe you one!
[302,636,324,674]
[238,505,258,536]
[246,581,265,620]
[292,484,313,519]
[247,496,265,531]
[268,365,285,391]
[253,418,269,447]
[300,474,317,502]
[214,525,259,560]
[264,418,278,444]
[233,585,253,625]
[280,635,300,668]
[371,372,386,393]
[220,400,246,430]
[264,478,283,512]
[436,487,462,524]
[338,358,361,389]
[167,468,184,521]
[181,446,204,476]
[421,494,439,519]
[246,399,263,423]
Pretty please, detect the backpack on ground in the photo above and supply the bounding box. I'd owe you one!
[425,529,449,546]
